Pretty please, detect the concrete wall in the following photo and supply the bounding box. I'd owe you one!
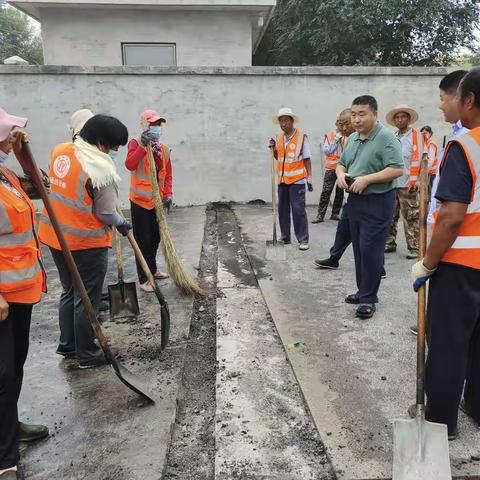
[39,8,252,66]
[0,66,453,206]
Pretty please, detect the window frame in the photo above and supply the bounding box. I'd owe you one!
[121,42,177,66]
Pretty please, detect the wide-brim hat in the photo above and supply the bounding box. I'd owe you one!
[386,104,419,127]
[273,107,299,125]
[0,108,27,142]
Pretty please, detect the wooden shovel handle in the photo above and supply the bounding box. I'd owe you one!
[416,153,429,406]
[270,148,278,243]
[114,228,124,283]
[16,142,110,352]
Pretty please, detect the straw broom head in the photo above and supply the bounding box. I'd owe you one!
[140,114,208,297]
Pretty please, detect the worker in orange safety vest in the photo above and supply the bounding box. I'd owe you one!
[0,108,49,480]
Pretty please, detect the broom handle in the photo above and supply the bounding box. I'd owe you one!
[16,142,110,351]
[270,148,278,243]
[416,149,429,407]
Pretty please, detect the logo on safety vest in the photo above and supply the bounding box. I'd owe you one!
[53,155,71,179]
[289,143,296,150]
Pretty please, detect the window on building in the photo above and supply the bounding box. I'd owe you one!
[122,43,176,66]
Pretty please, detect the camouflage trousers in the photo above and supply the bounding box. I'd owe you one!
[386,187,419,254]
[315,169,344,220]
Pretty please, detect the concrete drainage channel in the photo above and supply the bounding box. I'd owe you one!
[163,203,335,480]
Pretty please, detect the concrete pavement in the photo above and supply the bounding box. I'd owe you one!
[235,204,480,479]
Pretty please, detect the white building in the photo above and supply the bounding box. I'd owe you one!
[8,0,276,66]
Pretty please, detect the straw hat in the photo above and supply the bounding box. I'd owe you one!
[386,104,419,127]
[272,107,299,125]
[68,109,94,137]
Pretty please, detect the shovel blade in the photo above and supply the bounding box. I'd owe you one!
[266,240,286,261]
[108,282,140,321]
[393,417,451,480]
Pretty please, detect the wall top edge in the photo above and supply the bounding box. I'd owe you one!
[0,65,453,76]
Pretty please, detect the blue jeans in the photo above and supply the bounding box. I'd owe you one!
[347,190,395,303]
[278,183,309,243]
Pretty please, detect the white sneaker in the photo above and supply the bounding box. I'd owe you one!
[140,281,154,293]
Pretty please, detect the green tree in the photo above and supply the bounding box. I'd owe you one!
[0,5,43,64]
[254,0,480,66]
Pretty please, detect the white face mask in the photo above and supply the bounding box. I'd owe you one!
[0,150,9,165]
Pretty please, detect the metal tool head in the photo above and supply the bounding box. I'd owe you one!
[265,240,287,261]
[108,282,140,321]
[393,416,451,480]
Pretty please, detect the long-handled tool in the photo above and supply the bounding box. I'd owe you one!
[141,116,207,297]
[108,229,140,322]
[17,142,156,404]
[392,154,451,479]
[266,147,286,261]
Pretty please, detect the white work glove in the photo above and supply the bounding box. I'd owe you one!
[411,259,437,292]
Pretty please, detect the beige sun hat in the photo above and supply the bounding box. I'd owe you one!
[68,109,94,137]
[272,107,299,125]
[386,104,419,127]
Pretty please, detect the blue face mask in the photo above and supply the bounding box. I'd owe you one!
[0,150,8,165]
[109,150,118,161]
[149,126,163,140]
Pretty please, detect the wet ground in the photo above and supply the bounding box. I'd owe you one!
[16,204,480,480]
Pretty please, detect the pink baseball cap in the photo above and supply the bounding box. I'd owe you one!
[141,109,166,124]
[0,108,27,142]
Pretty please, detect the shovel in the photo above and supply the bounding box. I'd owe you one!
[16,142,156,404]
[266,147,286,261]
[108,229,140,322]
[393,154,451,479]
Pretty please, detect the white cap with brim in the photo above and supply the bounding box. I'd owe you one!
[68,109,94,137]
[386,104,419,127]
[0,108,27,142]
[272,107,299,125]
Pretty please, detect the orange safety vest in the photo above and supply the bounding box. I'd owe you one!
[428,137,439,175]
[406,129,421,188]
[441,128,480,270]
[324,131,340,170]
[275,129,308,185]
[38,142,113,251]
[129,144,171,210]
[0,166,46,303]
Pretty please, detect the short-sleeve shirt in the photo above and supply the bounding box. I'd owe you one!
[435,142,473,205]
[339,123,404,194]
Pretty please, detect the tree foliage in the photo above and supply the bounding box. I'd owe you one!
[254,0,480,66]
[0,5,43,64]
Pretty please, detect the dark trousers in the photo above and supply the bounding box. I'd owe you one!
[277,183,309,243]
[0,303,32,469]
[50,247,107,365]
[426,262,480,434]
[347,190,395,304]
[131,201,161,284]
[316,169,344,220]
[330,201,351,262]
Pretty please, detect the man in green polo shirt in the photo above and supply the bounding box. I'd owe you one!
[336,95,403,319]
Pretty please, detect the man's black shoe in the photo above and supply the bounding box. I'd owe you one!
[460,399,480,424]
[330,214,340,221]
[356,304,376,319]
[56,348,76,359]
[19,422,49,442]
[311,217,324,224]
[281,239,291,245]
[314,257,339,270]
[385,246,396,253]
[78,357,109,369]
[345,293,360,304]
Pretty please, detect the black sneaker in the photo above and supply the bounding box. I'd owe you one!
[406,252,418,260]
[78,357,109,369]
[281,239,291,245]
[311,218,324,224]
[385,246,397,253]
[330,214,340,221]
[19,422,49,442]
[345,293,360,304]
[314,257,339,270]
[410,325,418,336]
[56,349,76,359]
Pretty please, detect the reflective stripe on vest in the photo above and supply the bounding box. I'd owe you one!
[40,214,110,238]
[0,230,35,247]
[324,131,340,170]
[276,129,307,185]
[407,129,420,186]
[441,129,480,269]
[0,202,12,234]
[0,261,41,285]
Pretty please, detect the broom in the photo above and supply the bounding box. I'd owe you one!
[140,115,207,297]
